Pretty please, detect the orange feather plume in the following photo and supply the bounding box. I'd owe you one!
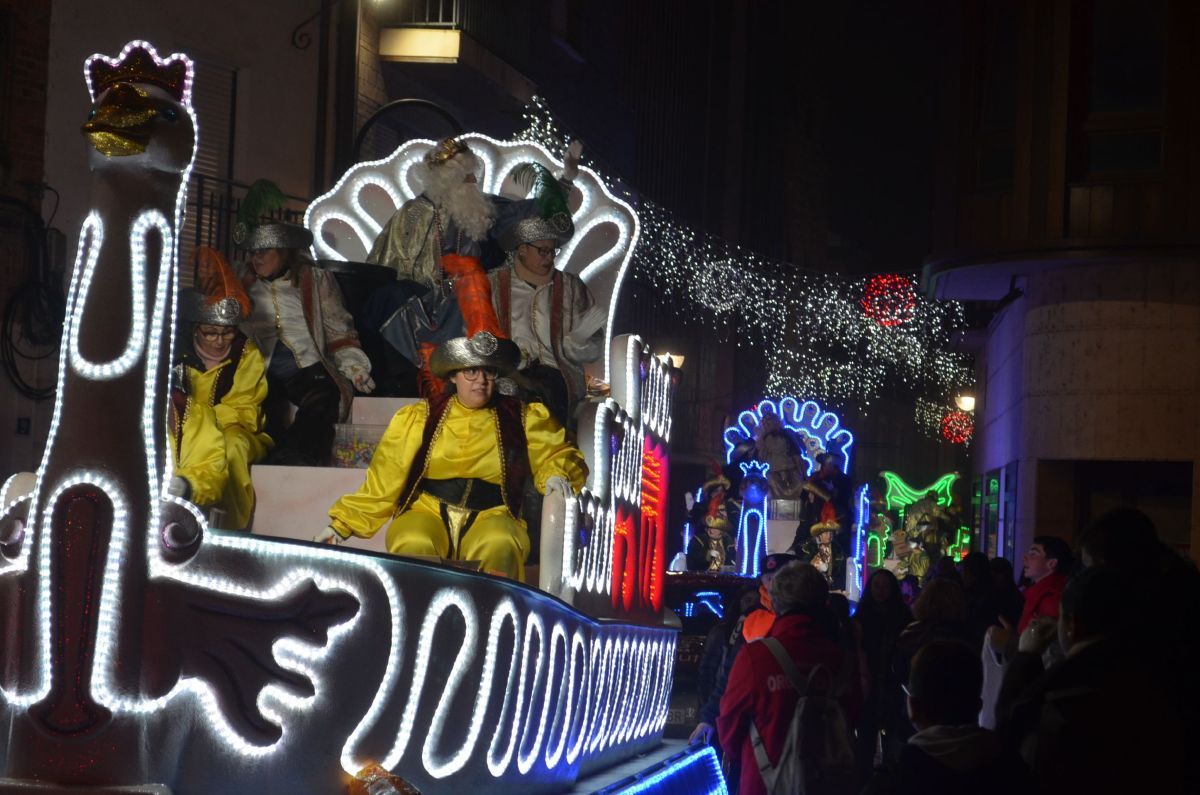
[193,246,251,320]
[441,253,503,338]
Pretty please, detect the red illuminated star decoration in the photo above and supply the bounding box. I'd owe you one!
[941,409,974,444]
[861,274,916,327]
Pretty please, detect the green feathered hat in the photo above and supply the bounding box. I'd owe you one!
[495,162,574,250]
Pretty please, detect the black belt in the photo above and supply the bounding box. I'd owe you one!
[420,478,504,511]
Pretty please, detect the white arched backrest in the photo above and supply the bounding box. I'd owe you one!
[304,134,641,382]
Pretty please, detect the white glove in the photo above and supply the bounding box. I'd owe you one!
[545,476,575,500]
[314,525,344,545]
[563,139,584,181]
[352,372,375,393]
[167,475,192,500]
[684,492,695,511]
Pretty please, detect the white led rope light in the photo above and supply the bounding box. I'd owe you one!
[85,41,195,105]
[425,595,515,779]
[558,629,589,766]
[418,589,480,778]
[514,611,548,775]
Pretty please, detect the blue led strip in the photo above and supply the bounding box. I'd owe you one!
[852,483,870,596]
[736,461,769,578]
[722,397,854,475]
[694,591,724,619]
[597,744,729,795]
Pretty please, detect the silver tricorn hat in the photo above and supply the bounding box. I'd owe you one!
[180,289,242,327]
[244,221,314,251]
[429,331,521,380]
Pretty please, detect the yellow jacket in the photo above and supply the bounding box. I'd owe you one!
[171,397,226,507]
[329,396,587,539]
[173,341,272,524]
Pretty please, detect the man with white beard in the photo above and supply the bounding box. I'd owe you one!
[368,137,498,285]
[365,138,505,395]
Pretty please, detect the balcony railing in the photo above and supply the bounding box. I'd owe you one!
[394,0,460,28]
[181,174,310,285]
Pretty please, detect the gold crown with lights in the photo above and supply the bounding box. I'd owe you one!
[88,45,189,103]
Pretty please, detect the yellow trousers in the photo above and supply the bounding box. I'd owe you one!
[384,491,530,580]
[219,425,272,530]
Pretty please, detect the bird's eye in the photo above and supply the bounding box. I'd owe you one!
[161,107,179,122]
[87,108,98,120]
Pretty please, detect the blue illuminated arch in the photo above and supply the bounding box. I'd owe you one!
[722,397,854,475]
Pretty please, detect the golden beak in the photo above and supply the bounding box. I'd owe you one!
[82,83,159,157]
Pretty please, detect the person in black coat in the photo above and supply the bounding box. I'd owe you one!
[890,578,974,747]
[987,556,1024,628]
[853,569,914,778]
[996,565,1186,794]
[959,552,1002,649]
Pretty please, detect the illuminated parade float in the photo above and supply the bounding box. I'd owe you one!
[0,31,984,794]
[0,41,726,794]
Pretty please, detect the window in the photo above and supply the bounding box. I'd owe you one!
[180,59,237,284]
[1089,0,1165,113]
[974,463,1017,560]
[1070,0,1167,179]
[973,0,1017,191]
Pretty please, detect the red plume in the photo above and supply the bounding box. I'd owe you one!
[193,246,251,320]
[441,253,503,338]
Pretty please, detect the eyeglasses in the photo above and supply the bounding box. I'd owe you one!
[196,327,236,341]
[458,367,498,382]
[524,243,560,259]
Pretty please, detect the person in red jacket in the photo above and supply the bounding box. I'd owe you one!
[1017,535,1071,632]
[717,562,861,795]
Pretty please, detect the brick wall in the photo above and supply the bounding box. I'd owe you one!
[355,2,396,163]
[0,0,50,204]
[0,0,52,481]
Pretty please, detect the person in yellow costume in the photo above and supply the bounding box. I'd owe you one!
[167,247,273,529]
[315,331,587,580]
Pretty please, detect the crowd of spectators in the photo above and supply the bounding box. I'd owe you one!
[693,507,1199,794]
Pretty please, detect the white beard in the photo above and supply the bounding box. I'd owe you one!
[415,154,496,242]
[439,181,496,241]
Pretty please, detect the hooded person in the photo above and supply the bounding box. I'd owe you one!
[315,330,588,581]
[238,220,373,466]
[367,138,516,397]
[169,247,273,528]
[488,159,606,427]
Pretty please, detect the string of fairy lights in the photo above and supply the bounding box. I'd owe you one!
[515,96,974,438]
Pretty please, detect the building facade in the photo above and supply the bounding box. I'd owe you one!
[927,0,1200,561]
